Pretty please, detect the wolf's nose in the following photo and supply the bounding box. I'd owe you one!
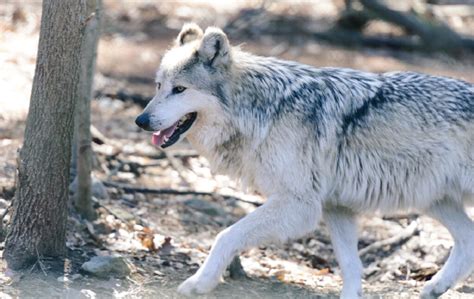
[135,113,152,131]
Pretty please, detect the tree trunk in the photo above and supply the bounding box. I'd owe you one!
[73,0,102,220]
[4,0,87,270]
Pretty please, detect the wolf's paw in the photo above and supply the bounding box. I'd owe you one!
[177,273,219,296]
[340,287,362,299]
[420,281,448,299]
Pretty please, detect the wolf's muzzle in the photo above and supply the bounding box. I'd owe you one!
[135,113,153,131]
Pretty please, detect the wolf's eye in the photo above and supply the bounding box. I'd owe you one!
[172,86,186,94]
[156,83,161,91]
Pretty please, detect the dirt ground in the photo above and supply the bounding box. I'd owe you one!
[1,1,474,298]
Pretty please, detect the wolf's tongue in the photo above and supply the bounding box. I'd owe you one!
[152,122,178,147]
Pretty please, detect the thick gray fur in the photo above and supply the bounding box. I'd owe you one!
[137,24,474,298]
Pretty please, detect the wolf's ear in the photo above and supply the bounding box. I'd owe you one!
[176,23,203,46]
[198,27,230,67]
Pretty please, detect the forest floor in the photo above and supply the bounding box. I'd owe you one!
[1,1,474,298]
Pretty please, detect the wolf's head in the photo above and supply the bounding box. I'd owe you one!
[135,23,232,148]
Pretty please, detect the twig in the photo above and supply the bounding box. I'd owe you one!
[359,220,418,256]
[103,181,262,206]
[93,144,199,161]
[162,150,189,183]
[91,197,129,223]
[83,12,96,27]
[34,247,48,276]
[382,213,418,221]
[91,125,108,145]
[84,220,102,245]
[95,90,150,108]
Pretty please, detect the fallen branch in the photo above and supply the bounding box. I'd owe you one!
[359,220,419,256]
[103,181,263,206]
[225,4,474,54]
[94,145,199,161]
[359,0,471,52]
[382,213,418,222]
[95,90,151,108]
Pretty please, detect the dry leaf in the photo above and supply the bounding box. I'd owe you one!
[140,235,156,251]
[273,270,287,282]
[315,268,330,275]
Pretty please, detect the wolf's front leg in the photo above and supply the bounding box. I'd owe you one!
[177,196,322,295]
[324,207,363,299]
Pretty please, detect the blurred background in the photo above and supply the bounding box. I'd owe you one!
[0,1,473,298]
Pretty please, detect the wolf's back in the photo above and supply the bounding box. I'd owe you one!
[339,71,474,137]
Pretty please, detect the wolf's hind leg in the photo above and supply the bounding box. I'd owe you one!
[421,199,474,299]
[177,196,321,295]
[324,207,363,299]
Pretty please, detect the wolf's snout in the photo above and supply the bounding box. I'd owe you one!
[135,113,153,131]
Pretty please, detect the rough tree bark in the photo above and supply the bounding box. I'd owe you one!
[4,0,87,270]
[73,0,102,220]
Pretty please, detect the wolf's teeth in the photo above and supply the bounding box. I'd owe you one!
[178,115,188,125]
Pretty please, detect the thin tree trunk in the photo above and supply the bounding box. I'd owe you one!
[74,0,102,220]
[4,0,87,270]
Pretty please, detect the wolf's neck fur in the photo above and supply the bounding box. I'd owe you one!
[187,106,253,188]
[229,51,384,137]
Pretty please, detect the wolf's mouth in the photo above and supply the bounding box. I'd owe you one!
[152,112,197,148]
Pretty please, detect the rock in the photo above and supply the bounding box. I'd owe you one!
[121,195,139,208]
[94,222,112,235]
[184,198,226,216]
[80,289,96,298]
[57,276,70,282]
[0,198,9,209]
[81,256,131,278]
[71,273,82,281]
[134,193,146,201]
[108,207,135,221]
[153,270,164,276]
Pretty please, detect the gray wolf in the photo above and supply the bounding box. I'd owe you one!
[135,23,474,298]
